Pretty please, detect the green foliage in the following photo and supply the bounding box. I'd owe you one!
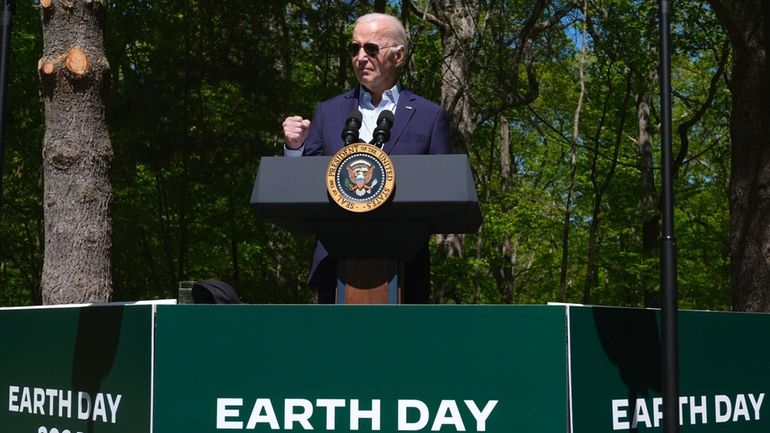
[0,0,45,305]
[0,0,732,309]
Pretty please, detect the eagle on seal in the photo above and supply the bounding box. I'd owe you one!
[346,159,376,196]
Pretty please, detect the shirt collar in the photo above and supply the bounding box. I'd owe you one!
[359,83,401,109]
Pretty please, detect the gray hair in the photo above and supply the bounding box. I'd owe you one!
[355,13,409,53]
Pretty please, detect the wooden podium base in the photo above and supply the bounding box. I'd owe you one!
[336,259,402,304]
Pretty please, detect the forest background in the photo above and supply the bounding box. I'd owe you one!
[0,0,747,309]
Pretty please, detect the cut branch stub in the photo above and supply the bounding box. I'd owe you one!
[41,61,56,76]
[40,0,53,8]
[65,48,88,76]
[37,58,56,76]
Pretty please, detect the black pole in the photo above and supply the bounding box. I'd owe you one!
[0,0,14,210]
[659,1,679,432]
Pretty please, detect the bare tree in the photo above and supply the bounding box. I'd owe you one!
[39,0,112,303]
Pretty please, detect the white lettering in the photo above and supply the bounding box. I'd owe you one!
[46,389,58,415]
[750,393,765,420]
[92,394,108,423]
[246,399,279,430]
[715,395,731,423]
[350,399,380,431]
[633,398,651,429]
[216,398,243,429]
[59,390,72,418]
[77,392,91,421]
[431,400,465,431]
[612,399,630,430]
[678,396,688,426]
[8,386,19,412]
[34,387,45,415]
[6,387,122,424]
[19,387,32,413]
[107,394,122,424]
[285,398,313,430]
[399,400,430,431]
[690,395,707,424]
[317,399,345,430]
[733,394,750,422]
[652,398,663,428]
[464,400,498,431]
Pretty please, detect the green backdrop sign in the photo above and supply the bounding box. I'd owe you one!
[0,304,153,433]
[153,305,568,432]
[569,305,770,433]
[3,302,770,433]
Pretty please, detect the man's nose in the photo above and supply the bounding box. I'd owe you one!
[354,52,369,64]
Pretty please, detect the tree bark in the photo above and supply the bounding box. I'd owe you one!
[423,1,478,301]
[429,0,477,153]
[708,0,770,311]
[636,84,659,307]
[40,0,112,304]
[498,116,514,303]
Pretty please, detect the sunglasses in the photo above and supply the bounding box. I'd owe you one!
[348,42,399,57]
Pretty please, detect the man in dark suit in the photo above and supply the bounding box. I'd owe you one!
[282,13,452,303]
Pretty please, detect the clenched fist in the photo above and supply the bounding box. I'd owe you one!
[283,116,311,150]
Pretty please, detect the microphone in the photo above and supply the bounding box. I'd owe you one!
[370,110,394,148]
[341,109,363,145]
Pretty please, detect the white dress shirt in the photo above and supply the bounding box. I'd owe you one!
[284,83,400,157]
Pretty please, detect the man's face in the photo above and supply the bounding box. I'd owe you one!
[350,19,404,94]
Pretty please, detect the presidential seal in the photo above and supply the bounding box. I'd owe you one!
[326,143,396,213]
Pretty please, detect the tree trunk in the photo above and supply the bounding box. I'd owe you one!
[498,116,514,303]
[584,73,631,304]
[559,143,577,302]
[636,81,659,307]
[155,170,178,290]
[424,1,478,301]
[433,1,476,154]
[708,0,770,311]
[176,1,194,288]
[39,0,112,304]
[562,0,587,303]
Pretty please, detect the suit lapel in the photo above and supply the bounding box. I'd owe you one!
[323,88,360,153]
[384,89,416,154]
[340,88,361,131]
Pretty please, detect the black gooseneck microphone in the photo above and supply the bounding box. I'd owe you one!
[370,110,394,148]
[341,109,363,145]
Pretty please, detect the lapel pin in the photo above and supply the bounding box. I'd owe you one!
[406,105,413,110]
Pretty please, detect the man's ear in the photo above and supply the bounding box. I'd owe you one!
[393,46,406,67]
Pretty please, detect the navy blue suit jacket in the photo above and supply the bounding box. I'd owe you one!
[301,87,452,296]
[303,87,452,156]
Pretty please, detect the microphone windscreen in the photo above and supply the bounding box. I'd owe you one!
[377,110,394,129]
[348,109,363,126]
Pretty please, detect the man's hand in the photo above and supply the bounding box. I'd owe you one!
[283,116,311,150]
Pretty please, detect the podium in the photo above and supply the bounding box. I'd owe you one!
[251,154,481,303]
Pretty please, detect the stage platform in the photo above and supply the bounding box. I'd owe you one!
[1,303,767,432]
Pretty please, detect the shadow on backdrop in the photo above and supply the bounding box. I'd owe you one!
[593,307,662,431]
[71,305,125,433]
